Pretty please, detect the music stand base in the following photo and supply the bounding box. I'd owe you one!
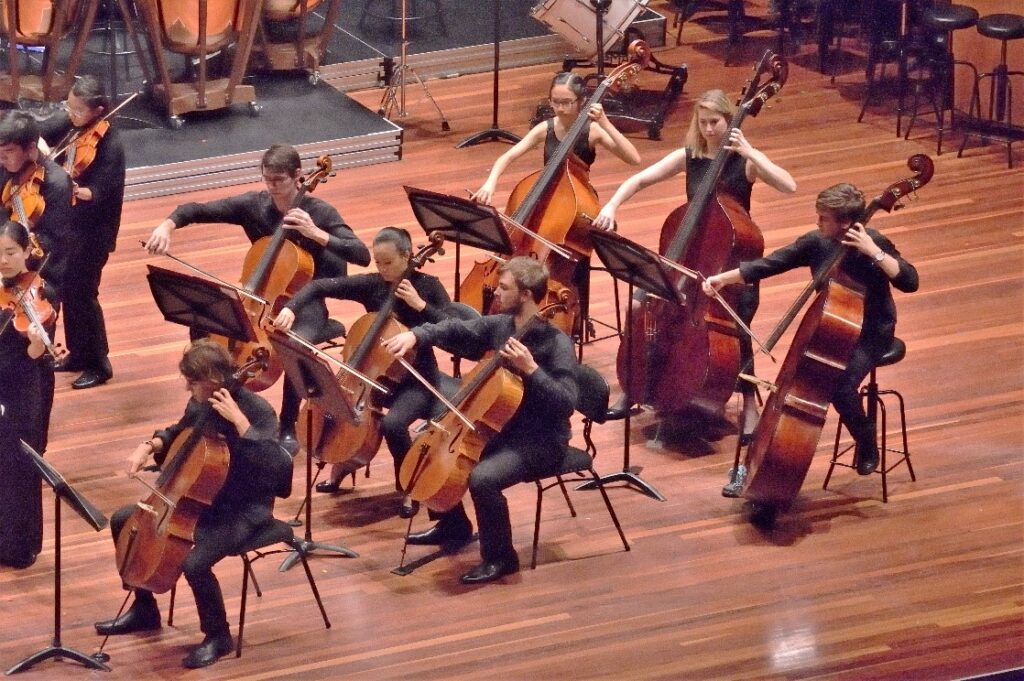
[576,470,665,502]
[456,127,521,148]
[279,539,358,572]
[6,645,111,675]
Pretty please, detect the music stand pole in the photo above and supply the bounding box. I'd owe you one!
[456,0,521,148]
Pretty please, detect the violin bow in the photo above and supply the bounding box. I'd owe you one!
[393,354,476,431]
[464,189,575,261]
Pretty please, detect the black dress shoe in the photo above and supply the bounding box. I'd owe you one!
[315,480,341,494]
[0,552,37,569]
[182,633,234,669]
[72,369,112,390]
[399,499,420,519]
[94,599,161,636]
[855,443,880,476]
[459,554,520,584]
[407,521,472,546]
[279,427,299,455]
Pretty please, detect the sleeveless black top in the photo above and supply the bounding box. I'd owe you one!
[544,118,596,167]
[685,150,753,212]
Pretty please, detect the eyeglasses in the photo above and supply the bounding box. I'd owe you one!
[549,98,578,108]
[61,101,91,116]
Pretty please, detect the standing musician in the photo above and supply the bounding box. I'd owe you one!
[144,143,370,451]
[383,257,578,585]
[50,76,126,390]
[0,221,55,569]
[592,88,796,435]
[94,340,291,669]
[703,183,919,494]
[0,111,73,297]
[471,71,641,206]
[273,227,453,518]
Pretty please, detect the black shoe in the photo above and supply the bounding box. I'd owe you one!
[72,369,112,390]
[53,360,83,373]
[459,554,520,584]
[279,427,299,455]
[605,395,635,421]
[407,521,472,546]
[721,465,747,498]
[0,552,37,569]
[182,633,234,669]
[855,443,879,476]
[315,480,341,494]
[399,499,420,519]
[94,598,161,636]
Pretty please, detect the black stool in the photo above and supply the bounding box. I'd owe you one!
[358,0,446,37]
[904,3,979,154]
[856,0,922,137]
[823,338,916,503]
[958,13,1024,167]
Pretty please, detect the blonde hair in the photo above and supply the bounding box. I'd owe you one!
[684,89,735,159]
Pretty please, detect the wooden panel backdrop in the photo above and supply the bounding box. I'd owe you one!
[0,4,1021,679]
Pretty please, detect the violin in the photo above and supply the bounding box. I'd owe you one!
[61,120,108,186]
[1,162,46,259]
[298,233,446,469]
[740,155,934,512]
[0,270,67,364]
[115,357,262,593]
[458,42,651,338]
[613,50,786,416]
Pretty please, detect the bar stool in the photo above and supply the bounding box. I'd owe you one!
[957,13,1024,168]
[856,0,919,137]
[903,3,979,154]
[823,338,916,503]
[358,0,446,37]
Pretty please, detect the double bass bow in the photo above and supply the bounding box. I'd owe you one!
[458,41,651,338]
[613,50,787,416]
[740,155,933,511]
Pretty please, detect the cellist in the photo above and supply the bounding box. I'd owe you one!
[703,183,919,495]
[93,340,290,669]
[145,143,370,451]
[383,257,578,585]
[273,227,453,518]
[50,76,126,390]
[592,88,796,436]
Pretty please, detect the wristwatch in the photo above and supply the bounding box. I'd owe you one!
[872,251,886,264]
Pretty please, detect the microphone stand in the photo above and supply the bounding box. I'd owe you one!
[457,0,520,147]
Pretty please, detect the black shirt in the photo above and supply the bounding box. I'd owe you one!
[1,158,73,288]
[739,228,919,346]
[63,125,126,254]
[544,118,595,168]
[686,150,752,212]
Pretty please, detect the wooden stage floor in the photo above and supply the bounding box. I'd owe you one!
[1,14,1021,681]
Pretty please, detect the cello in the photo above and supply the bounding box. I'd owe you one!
[458,42,651,338]
[210,155,332,391]
[741,155,933,511]
[115,357,263,593]
[297,233,446,469]
[614,51,786,416]
[398,299,567,512]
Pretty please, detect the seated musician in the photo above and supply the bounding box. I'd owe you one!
[383,257,578,585]
[145,143,370,451]
[703,183,919,495]
[0,111,73,298]
[273,226,453,518]
[94,340,291,669]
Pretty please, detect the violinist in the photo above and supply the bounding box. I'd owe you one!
[94,340,291,669]
[51,76,126,390]
[0,221,56,569]
[0,111,73,295]
[145,143,370,451]
[383,257,578,584]
[273,227,453,518]
[592,89,796,435]
[703,183,919,494]
[470,71,641,206]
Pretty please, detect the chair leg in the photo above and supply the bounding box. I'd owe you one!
[247,559,262,598]
[588,469,630,553]
[532,482,544,569]
[237,556,251,658]
[293,539,331,629]
[878,397,888,503]
[823,414,845,490]
[556,476,577,517]
[168,583,176,626]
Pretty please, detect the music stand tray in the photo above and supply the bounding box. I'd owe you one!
[268,331,359,571]
[404,186,513,255]
[146,265,256,343]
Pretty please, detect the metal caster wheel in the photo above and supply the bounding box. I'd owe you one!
[168,115,184,130]
[308,70,321,86]
[248,101,262,117]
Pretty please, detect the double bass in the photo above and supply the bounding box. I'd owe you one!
[458,42,651,338]
[211,155,332,391]
[297,234,446,469]
[614,51,786,416]
[741,155,933,511]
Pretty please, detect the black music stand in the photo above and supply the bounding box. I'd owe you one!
[145,265,256,343]
[6,441,110,675]
[268,331,359,572]
[579,230,681,502]
[455,0,520,148]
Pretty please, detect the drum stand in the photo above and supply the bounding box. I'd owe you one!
[378,0,450,131]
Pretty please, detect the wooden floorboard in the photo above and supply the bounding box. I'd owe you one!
[1,7,1022,680]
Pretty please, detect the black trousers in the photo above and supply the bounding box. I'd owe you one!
[280,300,331,430]
[831,339,885,454]
[381,382,440,479]
[735,283,759,397]
[61,251,112,373]
[110,504,268,637]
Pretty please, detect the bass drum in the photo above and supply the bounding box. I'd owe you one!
[531,0,648,57]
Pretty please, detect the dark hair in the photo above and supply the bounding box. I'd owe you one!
[0,111,40,149]
[816,183,866,224]
[179,339,236,385]
[373,227,412,256]
[499,256,549,303]
[0,220,30,249]
[550,72,585,100]
[261,144,302,176]
[70,75,110,111]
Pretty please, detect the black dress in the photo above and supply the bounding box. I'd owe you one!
[0,310,55,568]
